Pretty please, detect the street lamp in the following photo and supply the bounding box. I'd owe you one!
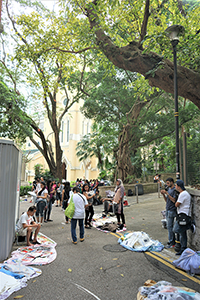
[165,25,185,180]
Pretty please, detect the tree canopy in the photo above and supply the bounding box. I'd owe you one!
[66,0,200,108]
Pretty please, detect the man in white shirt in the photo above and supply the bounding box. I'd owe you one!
[16,206,41,246]
[173,180,191,255]
[69,187,88,244]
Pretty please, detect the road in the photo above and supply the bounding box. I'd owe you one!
[10,193,189,300]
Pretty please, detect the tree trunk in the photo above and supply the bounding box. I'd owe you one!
[86,4,200,109]
[116,124,134,182]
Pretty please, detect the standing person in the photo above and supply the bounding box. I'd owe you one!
[70,186,88,244]
[173,180,191,255]
[83,183,95,228]
[44,180,52,223]
[31,180,37,192]
[62,181,71,224]
[47,180,56,221]
[16,206,41,246]
[35,178,41,193]
[56,181,64,207]
[35,181,48,224]
[92,179,99,192]
[154,174,159,183]
[114,179,126,229]
[161,178,177,248]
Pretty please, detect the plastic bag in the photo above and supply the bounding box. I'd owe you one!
[65,195,75,219]
[173,248,200,275]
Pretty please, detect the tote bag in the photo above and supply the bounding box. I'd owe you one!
[65,195,75,219]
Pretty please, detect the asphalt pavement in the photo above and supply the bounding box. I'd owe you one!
[8,192,200,299]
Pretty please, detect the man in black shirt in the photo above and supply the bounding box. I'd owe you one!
[161,178,177,248]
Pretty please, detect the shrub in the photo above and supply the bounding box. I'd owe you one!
[20,185,32,196]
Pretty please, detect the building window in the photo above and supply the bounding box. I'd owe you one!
[60,121,64,143]
[87,122,90,134]
[66,119,70,143]
[82,121,84,135]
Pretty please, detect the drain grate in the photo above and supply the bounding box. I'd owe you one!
[103,244,127,252]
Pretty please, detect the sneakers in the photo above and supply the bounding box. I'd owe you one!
[191,223,196,234]
[165,242,175,249]
[80,238,85,242]
[72,241,77,244]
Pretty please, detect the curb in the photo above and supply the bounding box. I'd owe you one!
[144,250,200,292]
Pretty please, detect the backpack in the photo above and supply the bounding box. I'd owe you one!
[128,189,134,196]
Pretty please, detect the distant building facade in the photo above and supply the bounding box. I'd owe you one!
[25,96,99,182]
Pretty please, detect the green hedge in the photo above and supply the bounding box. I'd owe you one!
[20,185,32,196]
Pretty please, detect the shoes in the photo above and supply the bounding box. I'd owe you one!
[89,223,92,227]
[191,223,196,234]
[175,250,183,256]
[47,219,53,222]
[44,220,47,223]
[80,238,85,242]
[72,241,77,244]
[55,205,58,207]
[85,225,91,229]
[165,242,175,249]
[32,240,41,245]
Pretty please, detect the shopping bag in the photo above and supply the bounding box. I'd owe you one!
[65,195,75,219]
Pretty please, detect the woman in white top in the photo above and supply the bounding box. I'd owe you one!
[36,181,48,224]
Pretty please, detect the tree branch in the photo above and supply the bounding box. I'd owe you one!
[139,0,150,48]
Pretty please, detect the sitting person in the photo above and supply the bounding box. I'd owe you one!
[16,206,41,246]
[102,179,126,228]
[93,189,101,205]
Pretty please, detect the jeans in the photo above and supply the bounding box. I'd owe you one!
[44,200,52,220]
[165,210,176,244]
[173,220,191,251]
[71,219,84,242]
[36,200,46,217]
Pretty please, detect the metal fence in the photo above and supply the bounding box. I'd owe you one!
[0,139,22,261]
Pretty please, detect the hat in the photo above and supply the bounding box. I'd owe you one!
[176,180,186,190]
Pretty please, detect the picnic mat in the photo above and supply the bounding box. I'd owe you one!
[0,233,56,300]
[92,213,126,233]
[6,233,57,266]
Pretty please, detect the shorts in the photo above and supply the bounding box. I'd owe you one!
[17,226,36,236]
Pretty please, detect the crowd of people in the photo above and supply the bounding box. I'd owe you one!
[16,177,127,246]
[17,176,195,255]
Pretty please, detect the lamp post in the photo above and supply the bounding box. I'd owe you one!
[165,25,185,180]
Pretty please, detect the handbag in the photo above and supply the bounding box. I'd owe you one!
[176,213,191,226]
[65,195,75,219]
